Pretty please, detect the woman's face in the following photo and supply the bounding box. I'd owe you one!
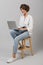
[21,8,27,15]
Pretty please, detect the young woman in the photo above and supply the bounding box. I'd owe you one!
[7,4,33,63]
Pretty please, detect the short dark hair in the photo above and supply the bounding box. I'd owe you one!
[20,4,30,12]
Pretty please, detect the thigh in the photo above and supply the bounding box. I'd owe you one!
[13,29,21,35]
[15,31,29,41]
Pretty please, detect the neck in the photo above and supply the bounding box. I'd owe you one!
[24,13,28,17]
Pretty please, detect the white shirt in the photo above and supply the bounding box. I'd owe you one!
[18,14,33,35]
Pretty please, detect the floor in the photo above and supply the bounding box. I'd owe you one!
[0,47,43,65]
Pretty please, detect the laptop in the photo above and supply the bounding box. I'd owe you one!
[7,21,17,29]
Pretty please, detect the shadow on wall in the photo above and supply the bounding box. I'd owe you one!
[32,24,43,53]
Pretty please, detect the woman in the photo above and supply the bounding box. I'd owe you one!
[7,4,33,63]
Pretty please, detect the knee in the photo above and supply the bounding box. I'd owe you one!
[14,36,19,42]
[10,30,14,36]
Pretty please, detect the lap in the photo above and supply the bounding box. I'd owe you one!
[15,31,29,41]
[10,29,29,40]
[10,29,28,36]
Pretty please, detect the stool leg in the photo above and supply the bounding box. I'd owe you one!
[21,40,25,58]
[21,50,24,58]
[29,37,33,55]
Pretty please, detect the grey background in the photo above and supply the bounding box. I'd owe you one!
[0,0,43,58]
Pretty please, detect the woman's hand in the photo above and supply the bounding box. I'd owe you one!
[18,27,27,30]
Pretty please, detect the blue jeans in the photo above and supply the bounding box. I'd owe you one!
[10,29,29,54]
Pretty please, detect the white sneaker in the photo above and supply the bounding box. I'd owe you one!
[7,57,17,63]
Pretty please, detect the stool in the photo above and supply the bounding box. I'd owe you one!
[18,36,33,58]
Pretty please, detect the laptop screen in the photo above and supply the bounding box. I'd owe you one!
[7,21,17,29]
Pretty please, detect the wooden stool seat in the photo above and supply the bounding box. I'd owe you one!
[18,46,30,50]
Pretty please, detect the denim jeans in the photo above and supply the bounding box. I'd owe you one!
[10,29,29,54]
